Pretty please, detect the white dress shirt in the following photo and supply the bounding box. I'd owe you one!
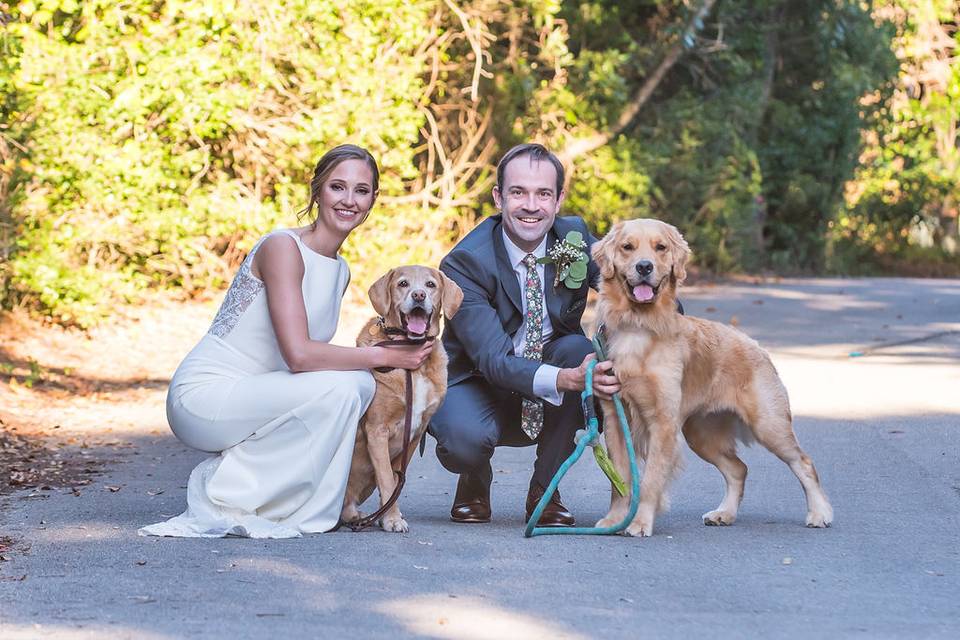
[502,231,564,406]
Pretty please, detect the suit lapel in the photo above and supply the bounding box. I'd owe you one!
[492,218,523,315]
[493,216,578,326]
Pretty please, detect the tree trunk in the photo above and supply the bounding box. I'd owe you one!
[558,0,718,170]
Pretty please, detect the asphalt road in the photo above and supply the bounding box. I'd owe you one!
[2,277,959,639]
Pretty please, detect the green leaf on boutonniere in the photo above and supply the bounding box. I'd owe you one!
[564,275,585,289]
[541,230,590,289]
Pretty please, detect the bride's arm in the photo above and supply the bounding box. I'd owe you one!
[254,234,431,372]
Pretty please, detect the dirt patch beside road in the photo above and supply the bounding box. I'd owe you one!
[0,290,376,502]
[0,297,218,500]
[0,417,104,497]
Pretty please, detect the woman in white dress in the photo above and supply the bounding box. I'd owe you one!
[140,145,434,538]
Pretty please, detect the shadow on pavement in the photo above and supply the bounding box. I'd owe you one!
[2,409,958,638]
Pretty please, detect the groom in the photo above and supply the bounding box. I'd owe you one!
[430,143,620,526]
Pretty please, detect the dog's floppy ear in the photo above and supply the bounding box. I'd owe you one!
[439,272,464,319]
[664,222,691,284]
[591,223,621,280]
[368,269,394,318]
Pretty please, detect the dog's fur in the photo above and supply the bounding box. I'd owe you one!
[592,219,833,537]
[340,266,463,532]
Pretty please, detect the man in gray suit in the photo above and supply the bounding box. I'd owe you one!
[430,143,620,527]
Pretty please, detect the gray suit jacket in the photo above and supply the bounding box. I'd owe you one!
[439,215,600,399]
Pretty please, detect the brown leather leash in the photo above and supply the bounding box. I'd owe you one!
[337,330,435,532]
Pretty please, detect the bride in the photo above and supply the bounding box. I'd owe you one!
[140,144,433,538]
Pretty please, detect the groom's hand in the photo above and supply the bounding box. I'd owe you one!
[590,359,620,400]
[556,354,620,399]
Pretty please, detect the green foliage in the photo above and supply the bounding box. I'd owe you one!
[837,0,960,273]
[1,0,955,327]
[475,0,896,273]
[2,0,436,325]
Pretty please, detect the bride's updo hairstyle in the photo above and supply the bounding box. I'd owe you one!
[298,144,380,225]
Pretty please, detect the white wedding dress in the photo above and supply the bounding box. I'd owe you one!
[139,229,375,538]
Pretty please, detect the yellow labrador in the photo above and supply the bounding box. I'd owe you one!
[592,218,833,537]
[340,266,462,532]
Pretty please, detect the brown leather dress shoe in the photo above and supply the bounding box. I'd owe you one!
[526,484,576,527]
[450,473,491,523]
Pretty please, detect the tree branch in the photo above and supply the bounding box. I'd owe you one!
[559,0,717,166]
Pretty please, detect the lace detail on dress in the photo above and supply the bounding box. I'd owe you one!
[209,243,266,338]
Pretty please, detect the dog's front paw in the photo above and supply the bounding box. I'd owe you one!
[624,519,653,537]
[381,515,409,533]
[624,505,656,537]
[805,506,833,528]
[702,509,736,526]
[340,504,361,523]
[596,510,628,529]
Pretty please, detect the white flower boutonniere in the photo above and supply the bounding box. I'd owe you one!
[538,231,589,289]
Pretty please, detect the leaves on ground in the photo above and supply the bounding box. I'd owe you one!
[1,418,103,497]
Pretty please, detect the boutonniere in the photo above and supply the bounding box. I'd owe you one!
[538,231,589,289]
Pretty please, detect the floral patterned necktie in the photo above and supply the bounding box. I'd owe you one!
[520,253,545,440]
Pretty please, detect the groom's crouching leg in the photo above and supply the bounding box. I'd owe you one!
[537,333,596,484]
[429,379,500,523]
[526,334,596,527]
[429,379,502,474]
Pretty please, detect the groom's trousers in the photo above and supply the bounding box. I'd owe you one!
[429,333,594,491]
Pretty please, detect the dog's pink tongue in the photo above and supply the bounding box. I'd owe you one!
[406,315,428,335]
[633,284,655,302]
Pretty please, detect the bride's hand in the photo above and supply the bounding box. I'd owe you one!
[378,341,435,370]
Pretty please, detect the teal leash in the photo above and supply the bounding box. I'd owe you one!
[523,334,640,537]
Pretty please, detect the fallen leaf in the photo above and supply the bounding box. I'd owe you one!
[705,306,717,313]
[128,596,156,604]
[146,489,164,496]
[0,574,27,581]
[729,315,740,326]
[105,485,121,492]
[135,561,147,566]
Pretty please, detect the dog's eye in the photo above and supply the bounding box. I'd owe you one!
[398,280,409,288]
[621,243,634,251]
[655,243,667,252]
[425,281,437,288]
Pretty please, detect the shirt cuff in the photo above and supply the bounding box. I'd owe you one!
[533,364,564,406]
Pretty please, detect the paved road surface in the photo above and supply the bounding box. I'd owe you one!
[2,278,958,639]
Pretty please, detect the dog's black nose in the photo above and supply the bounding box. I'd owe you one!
[635,260,654,277]
[412,289,427,302]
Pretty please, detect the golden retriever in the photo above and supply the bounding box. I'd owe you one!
[591,218,833,537]
[340,266,463,532]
